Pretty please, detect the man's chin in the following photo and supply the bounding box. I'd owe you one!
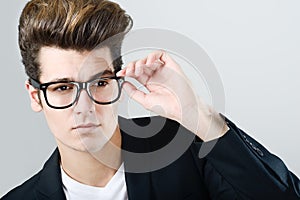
[79,136,110,153]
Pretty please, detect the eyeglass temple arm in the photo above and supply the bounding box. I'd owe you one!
[28,78,40,89]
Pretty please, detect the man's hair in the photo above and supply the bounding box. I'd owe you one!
[19,0,133,81]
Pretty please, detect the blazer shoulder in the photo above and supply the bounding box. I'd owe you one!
[1,170,41,199]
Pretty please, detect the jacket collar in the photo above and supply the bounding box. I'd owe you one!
[35,149,66,200]
[119,116,153,200]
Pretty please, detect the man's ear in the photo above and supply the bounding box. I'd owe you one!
[25,80,43,112]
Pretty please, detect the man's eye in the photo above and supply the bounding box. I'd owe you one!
[57,86,69,91]
[53,84,73,91]
[97,81,108,87]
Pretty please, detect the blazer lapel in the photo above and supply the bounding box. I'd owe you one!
[34,149,66,200]
[119,116,153,200]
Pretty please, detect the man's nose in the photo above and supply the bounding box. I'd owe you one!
[73,89,94,114]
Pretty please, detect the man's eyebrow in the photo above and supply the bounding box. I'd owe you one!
[48,70,114,83]
[49,77,73,82]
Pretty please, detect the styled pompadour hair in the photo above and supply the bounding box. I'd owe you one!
[19,0,133,80]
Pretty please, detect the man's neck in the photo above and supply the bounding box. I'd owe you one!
[58,127,122,187]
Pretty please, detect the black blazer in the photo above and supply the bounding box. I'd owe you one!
[2,116,300,200]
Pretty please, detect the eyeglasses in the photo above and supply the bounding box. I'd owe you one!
[29,76,123,109]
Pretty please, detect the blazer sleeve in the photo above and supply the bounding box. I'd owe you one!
[191,116,300,199]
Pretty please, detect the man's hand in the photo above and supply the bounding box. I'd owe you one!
[117,51,229,141]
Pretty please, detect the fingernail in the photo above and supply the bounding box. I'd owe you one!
[155,59,165,65]
[116,71,122,76]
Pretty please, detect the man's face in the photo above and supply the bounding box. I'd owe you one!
[27,47,120,153]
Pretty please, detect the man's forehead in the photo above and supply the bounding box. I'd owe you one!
[85,48,112,63]
[77,47,114,79]
[78,68,114,81]
[39,46,114,82]
[81,56,111,71]
[78,56,114,81]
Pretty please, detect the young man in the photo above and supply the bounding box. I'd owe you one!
[2,0,300,199]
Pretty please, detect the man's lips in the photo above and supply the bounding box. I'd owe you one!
[72,123,100,130]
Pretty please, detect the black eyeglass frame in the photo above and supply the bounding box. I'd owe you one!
[29,76,124,109]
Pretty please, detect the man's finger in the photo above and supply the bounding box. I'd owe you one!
[122,81,149,109]
[145,50,165,66]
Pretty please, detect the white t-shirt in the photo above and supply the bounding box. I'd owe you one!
[61,164,128,200]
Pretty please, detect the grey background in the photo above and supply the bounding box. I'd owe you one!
[1,0,299,196]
